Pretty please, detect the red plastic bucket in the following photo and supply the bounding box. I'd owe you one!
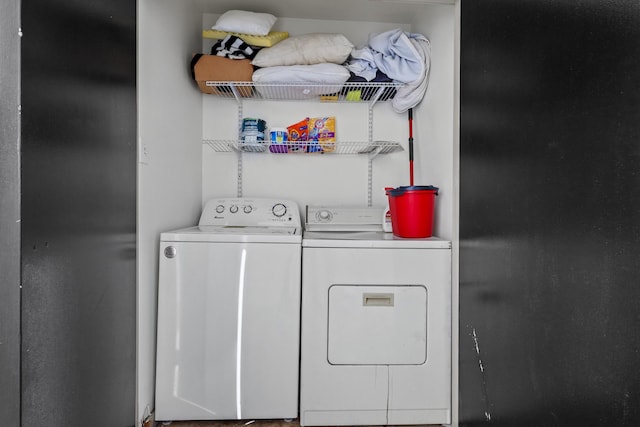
[385,185,438,238]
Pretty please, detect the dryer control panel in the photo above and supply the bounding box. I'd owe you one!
[306,205,384,232]
[199,198,301,227]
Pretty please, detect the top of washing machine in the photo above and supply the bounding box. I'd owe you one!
[161,198,301,243]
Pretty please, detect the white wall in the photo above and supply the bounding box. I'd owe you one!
[137,0,204,422]
[409,4,457,240]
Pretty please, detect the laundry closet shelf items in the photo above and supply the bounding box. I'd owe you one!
[199,81,404,104]
[203,139,403,155]
[202,81,405,155]
[202,80,404,201]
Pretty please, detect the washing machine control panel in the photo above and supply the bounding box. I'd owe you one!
[199,198,301,227]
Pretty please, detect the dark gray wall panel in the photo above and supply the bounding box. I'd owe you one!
[0,0,21,425]
[460,1,640,426]
[20,0,137,425]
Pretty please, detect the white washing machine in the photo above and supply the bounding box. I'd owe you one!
[155,198,302,422]
[300,217,452,426]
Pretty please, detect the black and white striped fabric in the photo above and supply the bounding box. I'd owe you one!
[211,35,259,60]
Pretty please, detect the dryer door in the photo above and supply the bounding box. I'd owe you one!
[328,285,427,365]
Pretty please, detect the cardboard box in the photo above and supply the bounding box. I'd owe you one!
[191,54,253,97]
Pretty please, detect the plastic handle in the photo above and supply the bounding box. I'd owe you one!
[386,185,439,197]
[362,293,394,307]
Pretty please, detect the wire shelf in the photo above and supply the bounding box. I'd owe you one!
[203,139,403,155]
[201,81,404,103]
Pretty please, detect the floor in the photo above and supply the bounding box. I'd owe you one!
[156,421,297,427]
[155,421,296,427]
[152,420,439,427]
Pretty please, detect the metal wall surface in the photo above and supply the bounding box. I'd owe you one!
[459,1,640,426]
[0,0,21,424]
[20,0,137,425]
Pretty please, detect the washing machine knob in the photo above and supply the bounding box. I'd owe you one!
[230,205,239,213]
[244,205,253,214]
[215,204,225,213]
[272,203,287,217]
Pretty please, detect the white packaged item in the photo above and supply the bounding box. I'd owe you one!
[382,200,393,232]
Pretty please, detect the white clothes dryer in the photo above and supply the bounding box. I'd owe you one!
[300,230,452,426]
[155,198,302,422]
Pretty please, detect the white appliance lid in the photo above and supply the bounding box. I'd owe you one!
[302,231,451,249]
[161,226,302,243]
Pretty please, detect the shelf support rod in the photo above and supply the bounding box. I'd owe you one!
[236,102,244,197]
[367,104,376,206]
[367,157,374,207]
[368,104,374,145]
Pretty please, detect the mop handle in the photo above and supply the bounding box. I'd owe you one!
[408,108,414,186]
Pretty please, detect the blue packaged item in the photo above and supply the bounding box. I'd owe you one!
[241,118,267,152]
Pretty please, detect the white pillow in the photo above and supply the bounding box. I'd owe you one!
[252,33,354,67]
[212,10,276,36]
[252,64,350,99]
